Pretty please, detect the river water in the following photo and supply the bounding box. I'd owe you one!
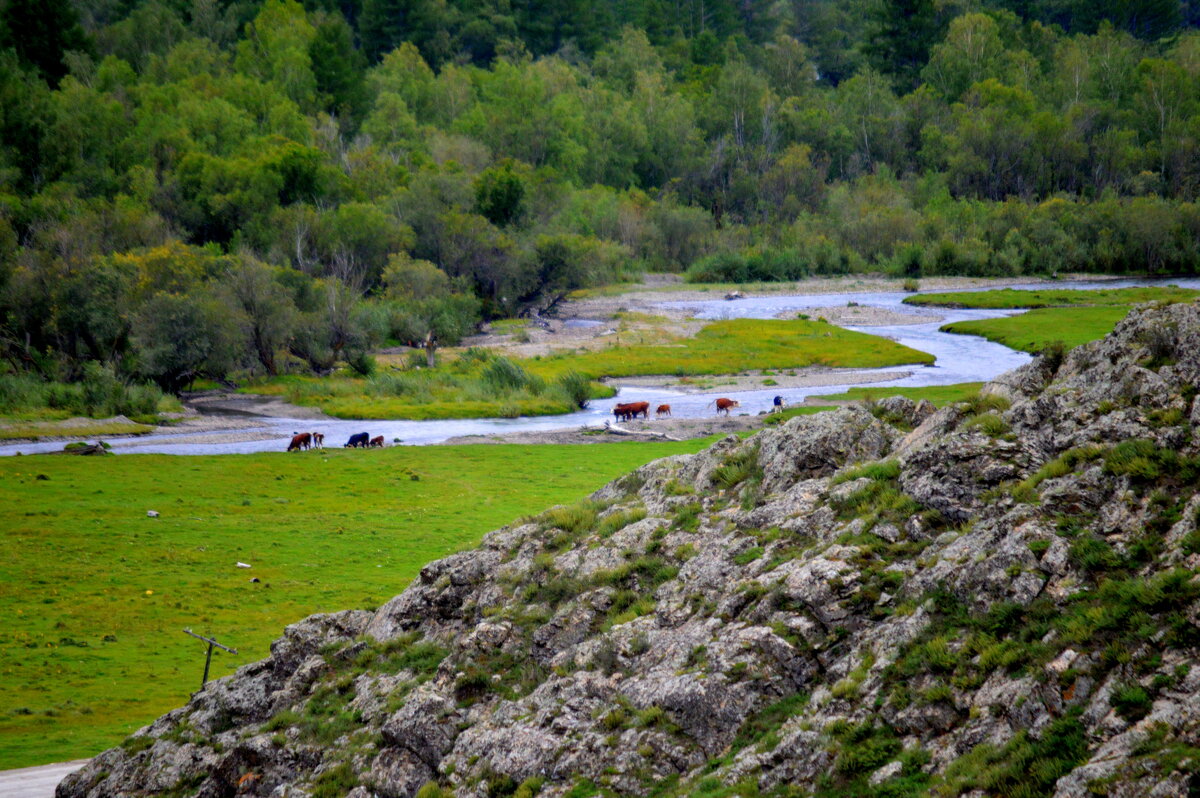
[5,278,1196,456]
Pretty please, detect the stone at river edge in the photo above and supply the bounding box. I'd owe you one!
[60,302,1200,797]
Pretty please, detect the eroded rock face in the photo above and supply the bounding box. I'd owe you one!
[59,302,1200,798]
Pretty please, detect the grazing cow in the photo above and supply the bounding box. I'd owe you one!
[713,397,740,416]
[613,402,639,422]
[369,435,384,448]
[287,432,312,452]
[656,404,672,418]
[344,432,369,448]
[612,401,650,422]
[311,432,325,448]
[772,395,786,414]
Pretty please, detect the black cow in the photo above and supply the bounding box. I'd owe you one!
[344,432,369,448]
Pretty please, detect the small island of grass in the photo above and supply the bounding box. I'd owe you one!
[904,286,1200,354]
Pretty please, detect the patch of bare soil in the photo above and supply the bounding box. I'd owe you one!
[440,413,773,445]
[183,392,333,421]
[782,305,943,326]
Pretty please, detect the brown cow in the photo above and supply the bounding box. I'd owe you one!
[369,435,384,448]
[311,432,325,448]
[612,401,650,422]
[287,432,312,452]
[656,404,672,418]
[713,397,740,416]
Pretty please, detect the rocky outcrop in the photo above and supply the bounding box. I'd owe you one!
[60,302,1200,798]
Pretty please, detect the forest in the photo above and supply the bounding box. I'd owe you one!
[1,0,1199,397]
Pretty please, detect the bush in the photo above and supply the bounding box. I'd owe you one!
[1110,683,1152,722]
[0,368,168,419]
[483,357,542,394]
[965,412,1010,437]
[711,447,762,490]
[346,351,376,377]
[556,370,591,409]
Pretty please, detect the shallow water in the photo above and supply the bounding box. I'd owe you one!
[4,278,1195,456]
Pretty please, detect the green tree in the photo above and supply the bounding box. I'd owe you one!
[0,0,90,86]
[235,0,318,109]
[862,0,944,90]
[475,161,527,227]
[310,13,369,123]
[223,256,298,374]
[133,291,240,391]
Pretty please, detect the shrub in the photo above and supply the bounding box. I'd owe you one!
[1068,536,1124,576]
[712,447,762,490]
[733,547,764,565]
[833,459,902,485]
[962,392,1011,415]
[673,501,703,532]
[965,412,1010,437]
[541,501,598,538]
[935,711,1086,797]
[1110,683,1152,722]
[596,506,646,538]
[346,351,376,377]
[312,763,357,798]
[483,357,541,393]
[556,370,591,409]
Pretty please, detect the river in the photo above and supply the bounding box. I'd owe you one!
[4,277,1196,456]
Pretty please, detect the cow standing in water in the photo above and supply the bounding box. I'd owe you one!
[369,436,385,448]
[287,432,312,451]
[656,404,672,418]
[772,396,786,414]
[712,397,740,416]
[612,401,650,422]
[311,432,325,448]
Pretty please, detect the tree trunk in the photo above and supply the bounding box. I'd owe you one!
[424,330,437,368]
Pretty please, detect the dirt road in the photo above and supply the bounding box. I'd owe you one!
[0,761,86,798]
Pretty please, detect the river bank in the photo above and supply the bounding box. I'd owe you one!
[6,273,1185,456]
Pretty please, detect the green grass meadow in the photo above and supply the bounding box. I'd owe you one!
[906,285,1198,354]
[940,306,1133,353]
[903,286,1200,309]
[0,420,155,441]
[244,318,933,420]
[526,318,934,382]
[0,440,714,768]
[809,382,986,406]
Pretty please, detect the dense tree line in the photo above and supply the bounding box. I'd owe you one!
[0,0,1198,392]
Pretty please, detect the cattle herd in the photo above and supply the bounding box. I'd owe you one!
[286,431,386,451]
[611,395,786,423]
[287,394,790,450]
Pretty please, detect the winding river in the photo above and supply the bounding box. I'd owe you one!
[4,277,1197,456]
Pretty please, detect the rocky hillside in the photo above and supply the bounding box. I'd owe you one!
[60,303,1200,798]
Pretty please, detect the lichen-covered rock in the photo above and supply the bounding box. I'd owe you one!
[59,302,1200,798]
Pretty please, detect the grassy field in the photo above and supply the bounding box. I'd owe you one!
[0,440,716,769]
[241,351,615,420]
[903,286,1199,309]
[809,382,985,406]
[244,319,932,420]
[904,285,1198,355]
[941,306,1133,353]
[0,420,154,441]
[525,318,934,382]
